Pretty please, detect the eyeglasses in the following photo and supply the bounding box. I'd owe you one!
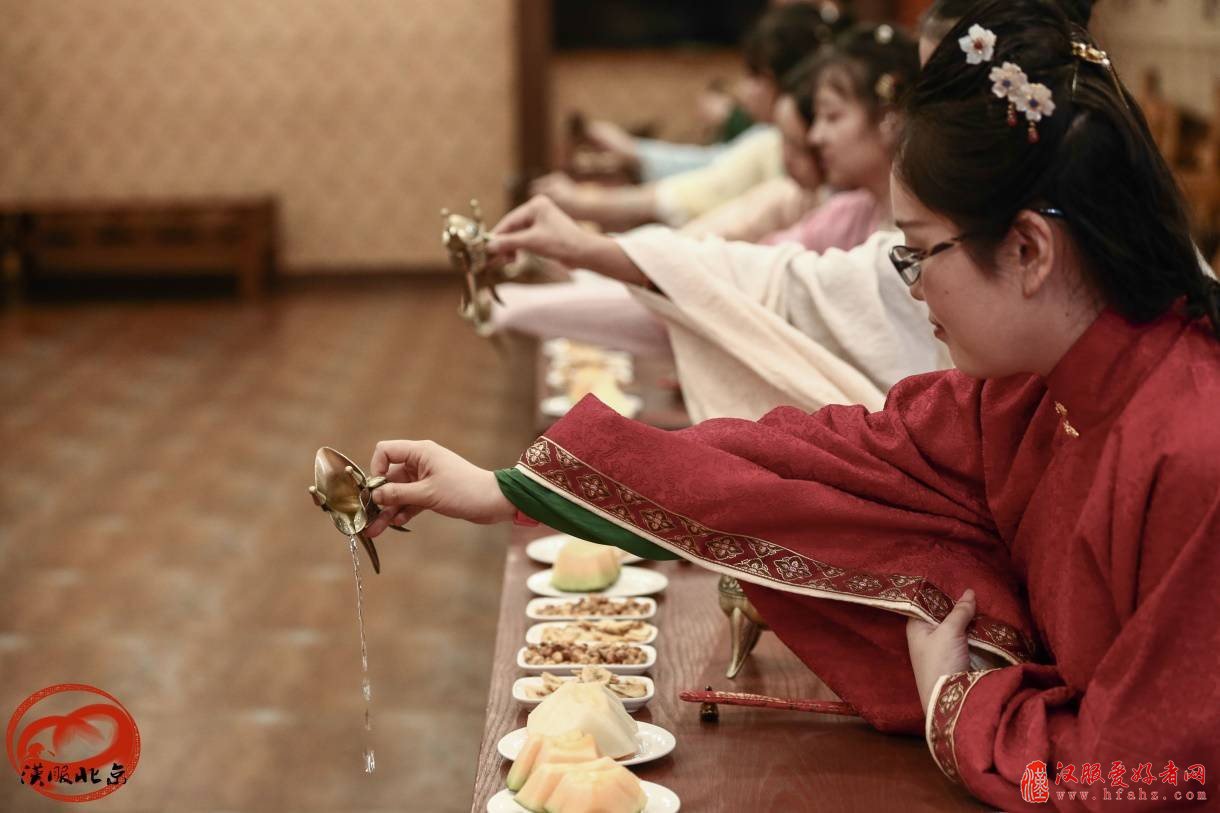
[888,207,1066,287]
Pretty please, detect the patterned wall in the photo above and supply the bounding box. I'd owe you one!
[550,49,744,168]
[0,0,516,271]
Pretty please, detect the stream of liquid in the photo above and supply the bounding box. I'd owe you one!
[348,535,375,774]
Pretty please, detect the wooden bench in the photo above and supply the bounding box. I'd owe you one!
[0,197,277,299]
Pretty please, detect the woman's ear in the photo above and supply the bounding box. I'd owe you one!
[878,109,902,148]
[1005,210,1056,298]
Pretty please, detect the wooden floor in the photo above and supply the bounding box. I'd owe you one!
[0,279,537,812]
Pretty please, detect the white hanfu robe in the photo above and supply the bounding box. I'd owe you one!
[491,230,950,421]
[617,227,951,420]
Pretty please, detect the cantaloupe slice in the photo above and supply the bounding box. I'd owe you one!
[543,760,647,813]
[514,757,618,813]
[527,681,638,759]
[506,730,600,792]
[552,540,622,592]
[506,733,546,792]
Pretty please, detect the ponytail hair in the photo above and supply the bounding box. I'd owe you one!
[897,0,1220,340]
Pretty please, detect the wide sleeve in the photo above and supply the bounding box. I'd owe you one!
[634,136,730,182]
[652,128,782,225]
[495,467,679,562]
[513,375,1042,732]
[679,177,820,243]
[926,463,1220,809]
[614,227,947,421]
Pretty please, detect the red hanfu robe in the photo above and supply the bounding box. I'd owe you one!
[509,307,1220,809]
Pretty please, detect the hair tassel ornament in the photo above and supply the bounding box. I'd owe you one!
[962,26,1054,143]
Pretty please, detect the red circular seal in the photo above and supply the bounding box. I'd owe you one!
[6,683,140,802]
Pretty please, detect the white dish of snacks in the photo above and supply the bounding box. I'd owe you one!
[513,673,654,712]
[526,533,644,565]
[526,620,657,646]
[517,643,656,676]
[526,596,657,621]
[486,781,679,813]
[540,393,643,419]
[496,722,676,767]
[527,566,668,598]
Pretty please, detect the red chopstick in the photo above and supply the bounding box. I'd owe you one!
[679,689,859,717]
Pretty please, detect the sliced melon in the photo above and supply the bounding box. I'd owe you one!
[506,730,600,792]
[514,757,617,813]
[544,760,647,813]
[552,540,622,592]
[527,681,638,760]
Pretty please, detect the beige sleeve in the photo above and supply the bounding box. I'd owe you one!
[679,177,823,243]
[654,128,784,226]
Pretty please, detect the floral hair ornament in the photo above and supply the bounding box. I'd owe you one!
[989,62,1028,127]
[958,24,996,64]
[1071,40,1131,111]
[875,72,898,105]
[962,25,1054,144]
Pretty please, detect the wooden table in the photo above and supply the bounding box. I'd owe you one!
[534,347,690,435]
[470,526,990,812]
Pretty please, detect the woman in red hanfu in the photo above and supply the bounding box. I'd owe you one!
[363,1,1220,808]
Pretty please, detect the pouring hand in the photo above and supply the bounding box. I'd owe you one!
[487,196,649,287]
[364,440,516,535]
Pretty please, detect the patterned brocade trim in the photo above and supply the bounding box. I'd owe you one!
[926,669,999,785]
[519,436,1036,664]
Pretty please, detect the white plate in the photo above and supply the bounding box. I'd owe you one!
[541,393,643,419]
[517,644,656,676]
[527,566,668,598]
[487,781,679,813]
[526,596,657,621]
[512,675,655,712]
[526,621,657,646]
[496,721,676,767]
[526,533,644,566]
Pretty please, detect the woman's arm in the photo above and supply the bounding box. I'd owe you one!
[488,196,652,288]
[528,173,660,233]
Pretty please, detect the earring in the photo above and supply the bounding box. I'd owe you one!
[1027,120,1039,144]
[1007,101,1018,127]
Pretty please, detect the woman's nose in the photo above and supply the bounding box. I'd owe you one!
[807,121,823,148]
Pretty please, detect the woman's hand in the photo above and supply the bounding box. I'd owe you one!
[488,194,610,270]
[363,440,516,536]
[487,196,650,287]
[583,119,639,161]
[906,589,976,714]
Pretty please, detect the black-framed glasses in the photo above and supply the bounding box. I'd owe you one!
[888,207,1066,287]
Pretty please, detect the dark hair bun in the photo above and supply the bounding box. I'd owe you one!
[926,0,1095,33]
[899,0,1216,339]
[1057,0,1097,27]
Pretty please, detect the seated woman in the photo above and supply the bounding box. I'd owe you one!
[581,2,852,183]
[533,3,841,232]
[486,51,835,363]
[492,25,938,421]
[680,56,830,244]
[364,1,1220,809]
